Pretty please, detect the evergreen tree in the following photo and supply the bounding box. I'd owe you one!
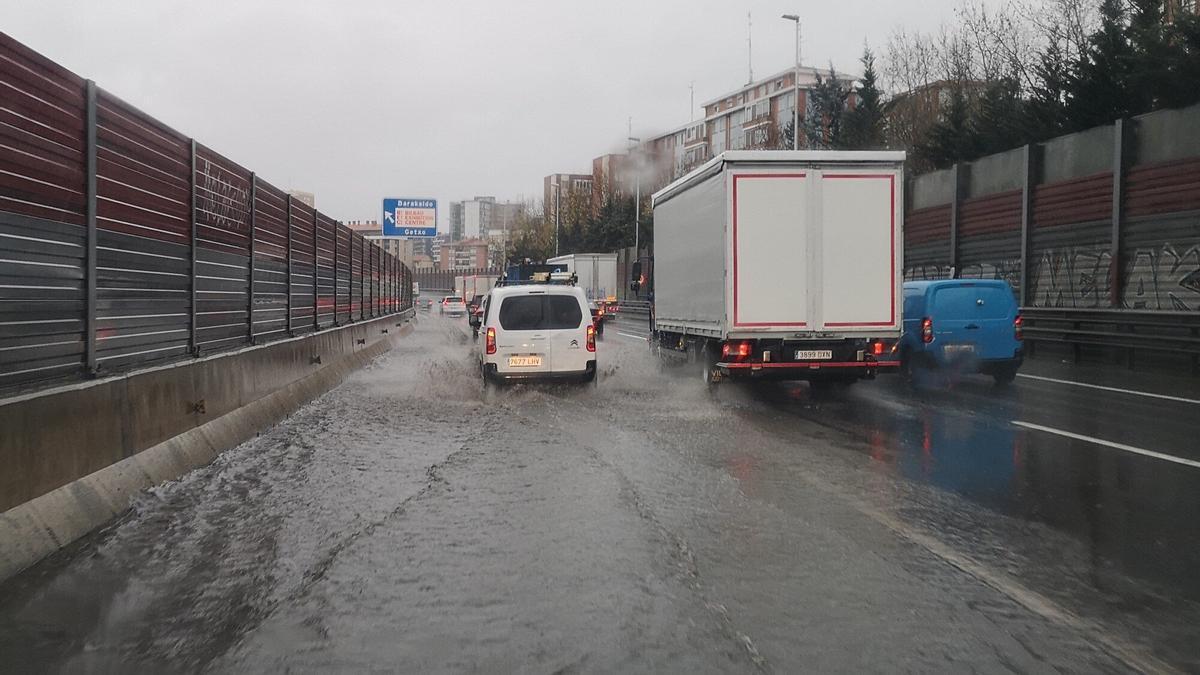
[915,76,976,169]
[842,46,887,149]
[802,64,851,149]
[1065,0,1135,129]
[971,75,1028,156]
[1025,42,1073,139]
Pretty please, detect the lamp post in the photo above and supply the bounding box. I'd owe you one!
[554,176,561,256]
[781,14,801,151]
[627,136,641,256]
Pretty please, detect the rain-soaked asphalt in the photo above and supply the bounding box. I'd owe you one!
[2,310,1199,673]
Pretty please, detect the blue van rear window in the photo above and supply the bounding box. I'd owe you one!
[931,285,1014,319]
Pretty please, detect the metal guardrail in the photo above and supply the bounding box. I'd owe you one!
[1021,307,1200,372]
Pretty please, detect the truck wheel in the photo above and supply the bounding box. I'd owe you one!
[694,341,719,390]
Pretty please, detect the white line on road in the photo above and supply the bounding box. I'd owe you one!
[1016,373,1200,406]
[616,331,648,341]
[1013,420,1200,470]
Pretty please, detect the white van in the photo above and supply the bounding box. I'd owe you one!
[478,285,597,384]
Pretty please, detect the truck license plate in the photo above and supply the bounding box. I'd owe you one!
[508,356,542,367]
[795,350,833,360]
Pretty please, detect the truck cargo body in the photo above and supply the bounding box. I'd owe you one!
[455,274,498,300]
[651,151,904,383]
[545,253,618,302]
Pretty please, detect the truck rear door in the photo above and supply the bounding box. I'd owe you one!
[816,170,900,334]
[730,172,809,329]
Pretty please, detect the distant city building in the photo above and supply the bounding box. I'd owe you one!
[439,237,489,271]
[544,173,593,225]
[288,190,315,208]
[448,201,465,241]
[431,233,451,266]
[412,254,435,271]
[582,64,858,209]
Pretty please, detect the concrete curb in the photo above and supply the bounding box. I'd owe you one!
[0,324,407,583]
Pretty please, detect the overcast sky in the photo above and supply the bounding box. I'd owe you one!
[4,0,973,228]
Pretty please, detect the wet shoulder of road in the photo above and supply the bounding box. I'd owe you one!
[1,312,1197,672]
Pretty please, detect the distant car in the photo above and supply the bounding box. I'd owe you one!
[425,298,433,311]
[587,301,607,334]
[479,285,597,384]
[468,294,488,335]
[897,279,1023,385]
[441,295,466,317]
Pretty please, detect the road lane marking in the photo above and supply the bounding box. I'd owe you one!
[1016,373,1200,406]
[616,331,648,340]
[1013,420,1200,470]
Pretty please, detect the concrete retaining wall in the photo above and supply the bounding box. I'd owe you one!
[0,313,413,582]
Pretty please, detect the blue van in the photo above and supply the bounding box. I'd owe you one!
[898,280,1024,384]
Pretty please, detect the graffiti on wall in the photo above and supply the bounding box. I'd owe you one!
[1027,242,1200,310]
[1123,243,1200,311]
[1029,247,1113,308]
[198,158,250,233]
[903,261,1021,287]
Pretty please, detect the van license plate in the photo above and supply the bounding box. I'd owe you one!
[943,344,975,355]
[795,350,833,360]
[508,356,542,367]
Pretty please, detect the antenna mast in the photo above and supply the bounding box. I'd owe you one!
[747,12,753,84]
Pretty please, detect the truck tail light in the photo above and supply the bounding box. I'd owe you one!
[921,317,934,344]
[721,340,752,361]
[586,324,596,352]
[872,341,886,356]
[1014,314,1024,341]
[485,327,497,354]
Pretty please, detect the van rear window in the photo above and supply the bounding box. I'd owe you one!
[498,295,583,330]
[932,285,1013,319]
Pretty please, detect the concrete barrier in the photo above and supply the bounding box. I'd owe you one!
[0,312,414,582]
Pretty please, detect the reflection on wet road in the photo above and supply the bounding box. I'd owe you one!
[1,310,1198,672]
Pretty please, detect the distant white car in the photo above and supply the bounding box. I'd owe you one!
[478,285,597,384]
[441,295,466,317]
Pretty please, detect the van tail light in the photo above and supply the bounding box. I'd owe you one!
[721,340,752,362]
[921,317,934,344]
[586,324,596,352]
[485,327,497,354]
[1014,314,1024,341]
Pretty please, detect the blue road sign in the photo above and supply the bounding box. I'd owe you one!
[382,198,437,237]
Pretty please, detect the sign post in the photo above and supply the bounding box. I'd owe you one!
[382,198,437,238]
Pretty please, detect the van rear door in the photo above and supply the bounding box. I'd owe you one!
[545,293,589,372]
[930,283,1017,360]
[495,292,552,373]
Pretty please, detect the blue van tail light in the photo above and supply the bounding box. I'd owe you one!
[921,317,934,344]
[1014,315,1024,341]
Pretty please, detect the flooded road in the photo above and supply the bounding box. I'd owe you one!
[2,311,1198,672]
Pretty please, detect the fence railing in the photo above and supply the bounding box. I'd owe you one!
[0,32,412,394]
[1021,307,1200,373]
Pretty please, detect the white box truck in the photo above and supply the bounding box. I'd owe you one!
[546,253,618,302]
[455,274,499,301]
[651,151,904,386]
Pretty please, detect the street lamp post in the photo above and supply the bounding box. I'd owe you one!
[554,176,561,256]
[781,14,801,151]
[627,136,641,256]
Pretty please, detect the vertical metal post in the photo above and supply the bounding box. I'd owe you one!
[358,236,364,321]
[1110,119,1130,308]
[312,210,319,330]
[84,80,98,376]
[332,222,340,326]
[286,195,293,336]
[189,139,198,355]
[247,172,256,343]
[949,162,963,278]
[1019,144,1037,307]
